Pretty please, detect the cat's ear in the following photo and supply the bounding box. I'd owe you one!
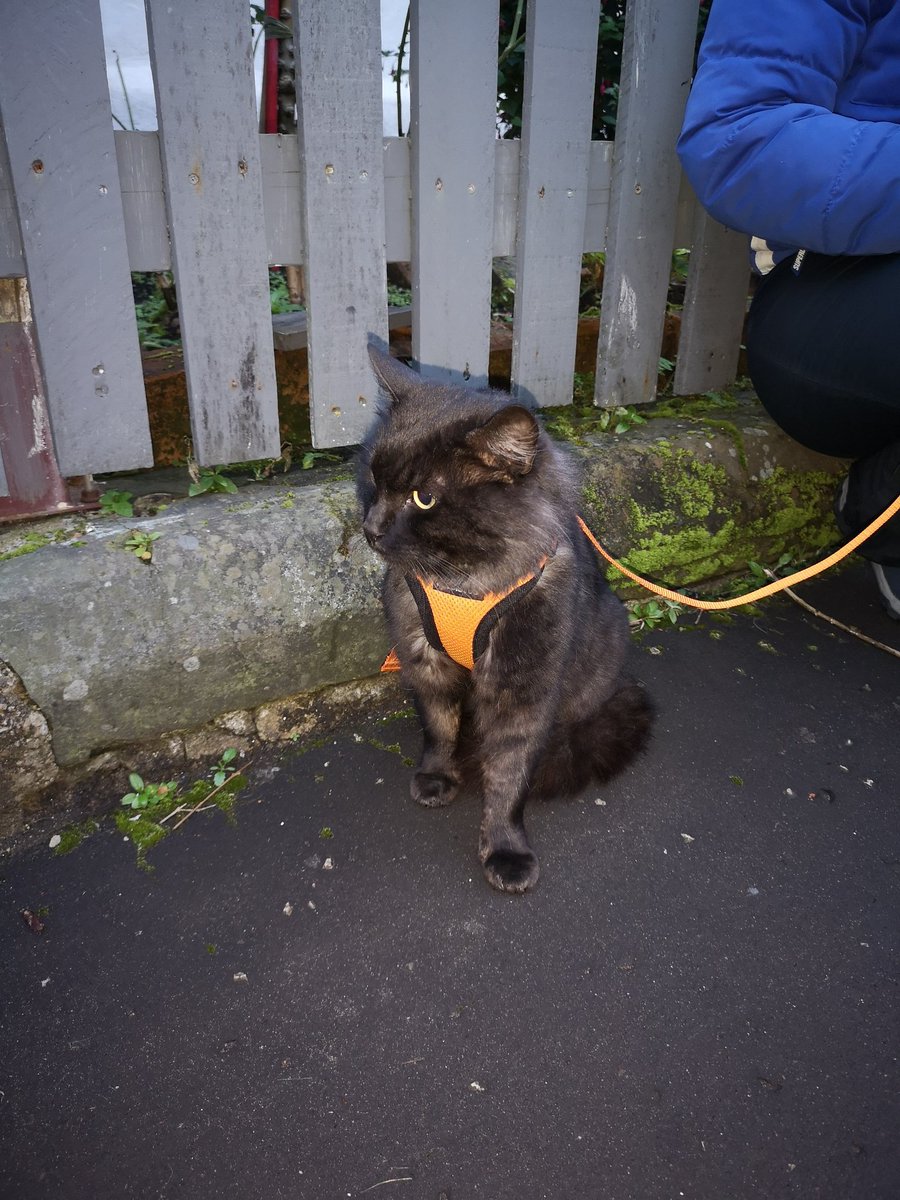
[464,406,540,480]
[368,343,419,406]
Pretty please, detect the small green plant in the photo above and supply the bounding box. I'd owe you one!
[597,405,647,435]
[572,372,595,404]
[490,268,516,319]
[671,248,691,283]
[117,749,248,871]
[627,597,684,632]
[748,553,793,584]
[301,450,341,470]
[188,465,239,496]
[124,530,162,562]
[121,774,179,810]
[99,489,135,517]
[268,267,304,314]
[387,282,412,308]
[210,748,239,787]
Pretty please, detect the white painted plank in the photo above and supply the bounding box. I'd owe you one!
[23,132,694,272]
[594,0,697,408]
[409,0,500,386]
[384,137,412,265]
[115,130,170,272]
[512,0,600,409]
[492,140,521,259]
[260,132,304,266]
[673,206,750,395]
[145,0,281,464]
[0,0,152,475]
[295,0,388,447]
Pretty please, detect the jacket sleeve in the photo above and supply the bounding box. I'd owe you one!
[676,0,900,256]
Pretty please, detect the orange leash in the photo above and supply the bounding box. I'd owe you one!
[578,493,900,612]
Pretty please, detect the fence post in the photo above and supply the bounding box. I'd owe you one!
[0,0,152,476]
[511,0,600,409]
[594,0,696,408]
[294,0,388,447]
[145,0,282,465]
[410,0,500,386]
[0,279,72,518]
[673,207,750,395]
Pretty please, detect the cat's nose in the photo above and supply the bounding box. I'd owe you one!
[363,511,386,548]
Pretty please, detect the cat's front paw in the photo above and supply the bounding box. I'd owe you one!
[481,847,540,894]
[411,771,459,808]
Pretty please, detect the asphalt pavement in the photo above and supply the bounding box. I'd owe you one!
[1,562,898,1200]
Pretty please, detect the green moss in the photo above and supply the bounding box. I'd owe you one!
[585,454,839,598]
[649,390,739,420]
[115,808,170,872]
[377,706,417,724]
[114,772,245,871]
[0,532,52,562]
[53,818,100,855]
[699,418,749,470]
[366,737,415,768]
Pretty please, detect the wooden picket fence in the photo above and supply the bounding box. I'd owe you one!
[0,0,749,521]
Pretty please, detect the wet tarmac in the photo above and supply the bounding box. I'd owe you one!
[2,562,898,1199]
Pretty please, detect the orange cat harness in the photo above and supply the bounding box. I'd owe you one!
[381,558,550,672]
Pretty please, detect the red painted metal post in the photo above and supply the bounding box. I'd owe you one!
[0,278,81,522]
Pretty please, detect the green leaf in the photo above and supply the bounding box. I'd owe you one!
[188,478,213,496]
[221,748,238,764]
[129,773,144,791]
[213,771,226,788]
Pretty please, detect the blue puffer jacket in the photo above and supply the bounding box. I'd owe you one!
[677,0,900,273]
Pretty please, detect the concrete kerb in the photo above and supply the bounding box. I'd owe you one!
[0,395,847,846]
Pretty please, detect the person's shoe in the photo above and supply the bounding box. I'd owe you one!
[833,441,900,564]
[871,563,900,620]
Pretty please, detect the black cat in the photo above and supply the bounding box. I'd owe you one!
[359,345,653,893]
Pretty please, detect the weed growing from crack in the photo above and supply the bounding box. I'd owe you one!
[99,490,135,518]
[124,530,162,562]
[112,749,248,871]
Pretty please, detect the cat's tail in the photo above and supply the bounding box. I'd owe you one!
[529,676,654,799]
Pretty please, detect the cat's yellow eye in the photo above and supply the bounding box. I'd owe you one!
[412,489,436,510]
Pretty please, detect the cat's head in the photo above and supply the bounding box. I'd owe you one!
[358,346,568,590]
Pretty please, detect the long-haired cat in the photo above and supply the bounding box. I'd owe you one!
[359,345,653,894]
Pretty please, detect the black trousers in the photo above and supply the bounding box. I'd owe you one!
[746,251,900,565]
